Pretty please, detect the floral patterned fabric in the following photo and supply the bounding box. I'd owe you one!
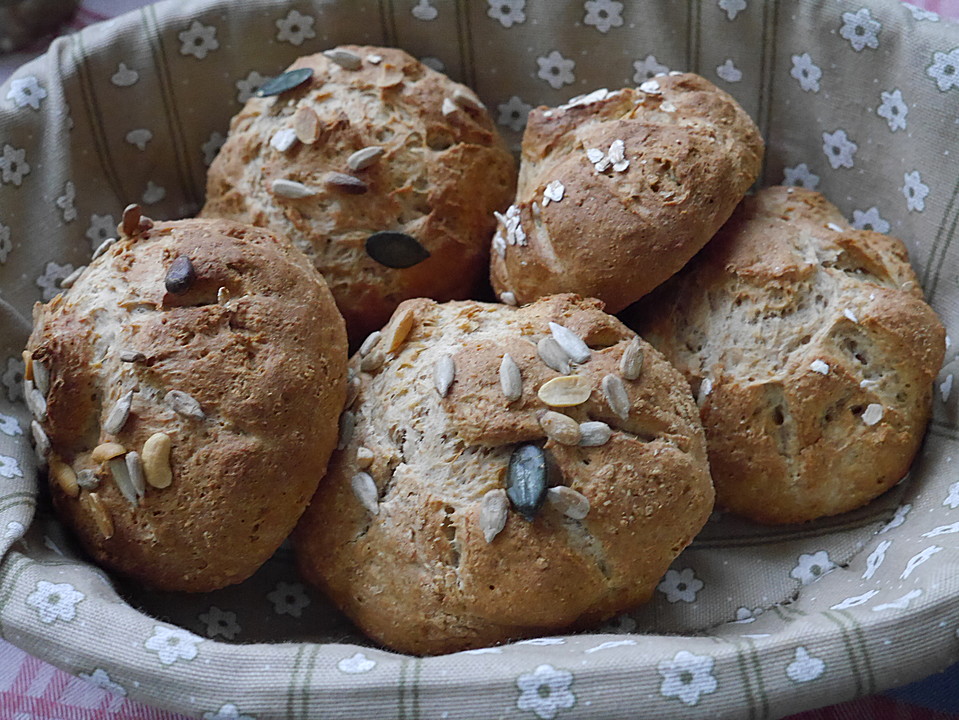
[1,0,959,718]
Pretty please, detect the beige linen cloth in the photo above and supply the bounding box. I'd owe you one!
[0,0,958,718]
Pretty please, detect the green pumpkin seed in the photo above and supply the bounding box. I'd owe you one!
[507,444,548,521]
[164,255,195,295]
[256,68,314,97]
[365,231,430,269]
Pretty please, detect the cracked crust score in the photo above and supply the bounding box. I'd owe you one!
[26,218,348,591]
[294,295,713,654]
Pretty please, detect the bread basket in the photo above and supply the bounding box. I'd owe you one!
[0,0,957,717]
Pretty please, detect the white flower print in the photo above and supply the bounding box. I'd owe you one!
[3,356,25,402]
[203,703,254,720]
[0,222,10,263]
[632,55,670,83]
[498,95,532,132]
[585,639,636,653]
[518,637,566,646]
[923,521,959,538]
[904,3,939,22]
[516,664,575,719]
[940,374,953,403]
[599,613,637,633]
[718,0,746,20]
[411,0,438,21]
[785,647,825,683]
[267,581,310,617]
[873,588,922,612]
[945,481,959,509]
[85,213,115,250]
[862,539,892,580]
[36,262,74,301]
[202,131,226,167]
[783,163,820,189]
[830,590,879,610]
[851,206,890,234]
[583,0,623,34]
[142,181,166,205]
[877,88,908,131]
[715,59,742,83]
[731,606,764,624]
[840,8,881,52]
[338,652,377,674]
[6,76,47,110]
[198,606,241,639]
[145,626,203,665]
[0,144,30,186]
[26,581,84,623]
[790,550,836,585]
[0,413,21,436]
[537,51,575,90]
[4,520,25,539]
[927,48,959,92]
[125,128,153,151]
[902,171,929,212]
[179,21,219,60]
[110,63,139,87]
[901,545,943,579]
[657,568,704,603]
[235,71,267,103]
[276,10,316,46]
[487,0,525,28]
[0,454,23,479]
[78,668,126,697]
[55,181,77,222]
[822,129,857,169]
[790,53,821,92]
[658,651,718,706]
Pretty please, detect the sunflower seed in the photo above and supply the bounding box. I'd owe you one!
[441,97,458,116]
[125,450,146,498]
[217,286,231,304]
[346,376,360,408]
[384,306,415,353]
[338,410,355,450]
[347,146,385,171]
[91,237,117,260]
[293,106,320,144]
[326,172,368,194]
[49,456,79,498]
[549,322,591,363]
[257,67,314,97]
[269,127,299,152]
[546,486,590,520]
[843,308,859,323]
[91,442,126,463]
[507,444,548,521]
[602,374,630,420]
[499,354,522,402]
[142,432,173,489]
[479,488,509,542]
[24,380,47,422]
[272,178,316,199]
[359,330,382,357]
[325,48,362,70]
[537,337,571,374]
[578,421,612,447]
[501,291,517,306]
[538,375,591,407]
[365,231,431,268]
[164,255,195,295]
[85,492,114,539]
[356,446,374,469]
[121,204,141,236]
[620,337,644,380]
[32,359,49,396]
[433,355,455,397]
[31,420,50,458]
[164,390,204,420]
[360,350,386,373]
[862,403,884,426]
[76,469,99,490]
[119,349,145,363]
[538,411,581,445]
[109,456,138,505]
[452,87,483,111]
[827,222,844,232]
[103,390,134,435]
[351,472,379,514]
[60,265,85,289]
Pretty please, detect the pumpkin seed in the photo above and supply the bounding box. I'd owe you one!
[359,330,382,357]
[103,389,134,435]
[538,375,591,407]
[356,446,374,469]
[326,172,368,194]
[84,492,113,539]
[499,353,522,402]
[30,420,50,459]
[537,337,571,374]
[109,456,138,505]
[365,231,431,269]
[433,355,455,397]
[60,265,85,289]
[76,469,99,490]
[256,67,314,97]
[347,146,385,171]
[538,411,581,445]
[383,306,415,353]
[32,359,49,396]
[546,486,590,520]
[164,390,205,420]
[49,456,79,498]
[602,374,630,420]
[324,48,362,70]
[164,255,195,295]
[91,236,117,260]
[119,349,145,363]
[579,421,612,447]
[507,444,548,521]
[271,178,316,199]
[142,432,172,489]
[293,106,320,144]
[620,337,644,380]
[125,450,146,499]
[479,488,509,542]
[351,472,379,515]
[91,442,126,463]
[549,322,591,363]
[121,204,141,236]
[338,410,355,450]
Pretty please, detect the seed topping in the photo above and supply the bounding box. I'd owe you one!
[862,403,884,426]
[121,204,141,237]
[272,178,317,199]
[499,353,522,402]
[639,79,662,94]
[125,450,146,499]
[91,442,126,463]
[441,97,457,116]
[142,432,173,489]
[549,322,591,363]
[538,375,591,407]
[827,222,844,232]
[24,380,47,422]
[356,446,374,469]
[810,359,830,375]
[480,488,509,543]
[452,87,483,111]
[338,410,356,450]
[293,106,321,144]
[496,205,526,246]
[256,67,314,97]
[347,145,385,171]
[91,236,117,260]
[164,255,195,295]
[579,421,612,447]
[119,350,146,363]
[103,390,134,435]
[76,469,99,490]
[539,411,581,445]
[270,128,299,152]
[60,265,85,289]
[507,444,548,521]
[433,354,455,397]
[31,420,50,459]
[366,231,431,268]
[543,180,565,206]
[537,337,571,374]
[546,486,590,520]
[384,306,415,353]
[85,492,114,539]
[843,308,859,323]
[109,456,138,505]
[351,472,379,515]
[49,456,79,498]
[326,172,368,194]
[32,359,50,396]
[360,350,386,373]
[217,287,231,304]
[346,376,360,408]
[501,291,517,306]
[602,374,630,420]
[620,338,644,380]
[324,48,362,70]
[164,390,205,420]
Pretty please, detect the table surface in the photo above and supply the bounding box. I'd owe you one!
[2,1,959,719]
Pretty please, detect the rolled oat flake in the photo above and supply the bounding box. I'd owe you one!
[507,444,548,521]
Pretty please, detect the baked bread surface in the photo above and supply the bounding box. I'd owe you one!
[631,187,945,524]
[294,294,713,654]
[202,45,517,344]
[490,73,763,312]
[26,217,348,591]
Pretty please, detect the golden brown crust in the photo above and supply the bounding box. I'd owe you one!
[201,46,517,344]
[27,217,348,591]
[490,74,763,312]
[294,295,713,654]
[630,187,945,524]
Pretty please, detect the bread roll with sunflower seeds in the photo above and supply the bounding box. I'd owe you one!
[294,294,713,654]
[25,211,348,591]
[490,73,763,312]
[202,45,517,345]
[628,187,945,524]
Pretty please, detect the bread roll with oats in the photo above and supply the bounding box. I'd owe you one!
[25,210,348,591]
[629,187,945,524]
[294,294,713,655]
[490,73,763,311]
[202,45,516,345]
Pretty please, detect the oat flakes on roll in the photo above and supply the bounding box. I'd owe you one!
[630,187,945,525]
[25,209,348,592]
[491,74,763,312]
[202,45,517,345]
[294,294,714,655]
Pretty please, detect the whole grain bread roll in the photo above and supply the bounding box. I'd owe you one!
[25,211,348,591]
[294,294,713,654]
[490,74,763,311]
[629,187,945,524]
[202,45,517,345]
